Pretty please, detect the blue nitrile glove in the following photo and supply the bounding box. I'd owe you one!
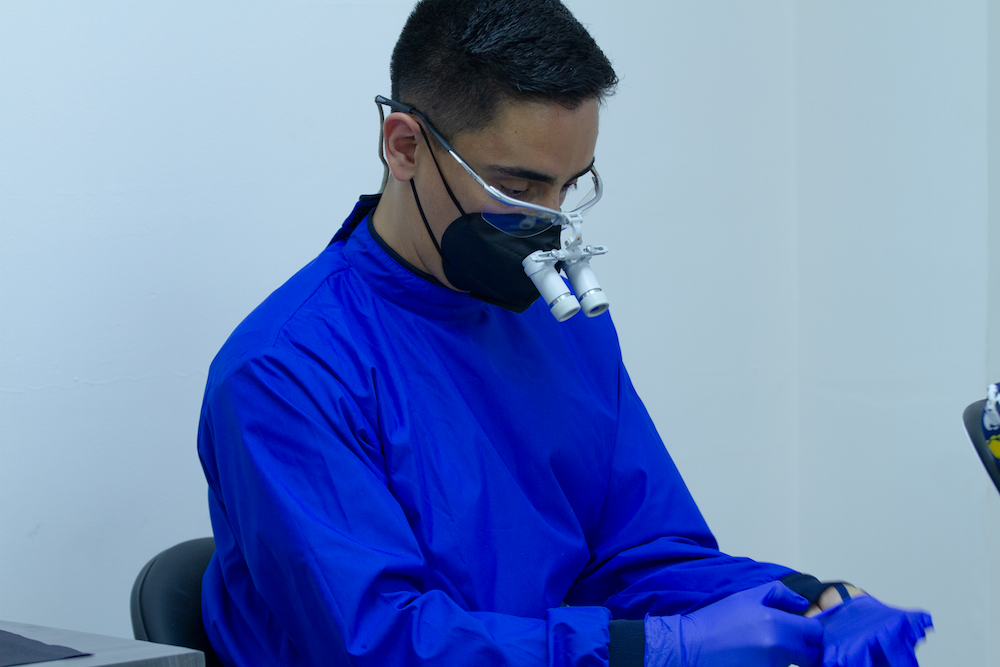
[816,596,932,667]
[644,581,823,667]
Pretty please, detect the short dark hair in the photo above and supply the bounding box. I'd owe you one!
[390,0,618,140]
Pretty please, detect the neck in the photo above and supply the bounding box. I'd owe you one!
[371,178,460,290]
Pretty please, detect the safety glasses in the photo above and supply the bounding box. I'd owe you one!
[375,95,602,237]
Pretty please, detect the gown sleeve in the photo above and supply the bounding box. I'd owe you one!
[197,346,611,667]
[564,360,795,618]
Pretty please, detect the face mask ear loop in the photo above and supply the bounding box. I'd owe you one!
[410,178,444,256]
[414,123,467,217]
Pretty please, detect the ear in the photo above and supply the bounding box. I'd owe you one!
[383,112,423,182]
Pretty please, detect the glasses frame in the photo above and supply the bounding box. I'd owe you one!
[375,95,602,229]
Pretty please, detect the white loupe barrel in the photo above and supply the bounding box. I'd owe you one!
[564,259,609,317]
[523,254,580,321]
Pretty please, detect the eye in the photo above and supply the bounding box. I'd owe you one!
[559,181,579,205]
[497,184,528,198]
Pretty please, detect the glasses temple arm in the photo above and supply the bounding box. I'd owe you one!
[376,100,390,194]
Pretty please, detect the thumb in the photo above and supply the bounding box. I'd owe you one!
[760,580,811,615]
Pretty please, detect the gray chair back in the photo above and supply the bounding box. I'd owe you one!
[131,537,222,667]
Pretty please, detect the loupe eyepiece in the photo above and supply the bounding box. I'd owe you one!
[564,259,609,318]
[523,244,608,322]
[523,253,580,321]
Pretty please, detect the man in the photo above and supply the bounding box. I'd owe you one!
[197,1,931,665]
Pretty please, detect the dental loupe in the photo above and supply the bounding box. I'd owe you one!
[522,213,609,322]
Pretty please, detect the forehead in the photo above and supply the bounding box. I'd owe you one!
[451,98,600,182]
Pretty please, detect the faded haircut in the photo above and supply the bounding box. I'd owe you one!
[390,0,618,140]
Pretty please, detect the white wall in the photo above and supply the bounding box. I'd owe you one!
[573,0,800,569]
[0,0,411,636]
[1,2,993,665]
[991,0,1000,384]
[794,2,993,665]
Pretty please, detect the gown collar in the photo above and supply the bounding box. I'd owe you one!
[336,195,485,319]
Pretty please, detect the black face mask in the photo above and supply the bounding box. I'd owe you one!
[409,179,560,313]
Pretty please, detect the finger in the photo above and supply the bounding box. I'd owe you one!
[909,612,933,637]
[760,581,811,615]
[790,641,821,667]
[773,615,825,665]
[882,648,919,667]
[875,630,921,667]
[788,614,824,647]
[821,640,850,667]
[824,644,874,667]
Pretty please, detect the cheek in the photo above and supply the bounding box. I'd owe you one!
[448,176,492,216]
[415,165,460,220]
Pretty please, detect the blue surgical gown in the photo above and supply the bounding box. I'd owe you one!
[197,196,794,666]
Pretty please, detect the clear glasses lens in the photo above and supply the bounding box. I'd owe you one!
[481,201,557,237]
[479,172,598,237]
[562,175,599,213]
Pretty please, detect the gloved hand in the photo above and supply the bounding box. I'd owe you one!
[816,595,932,667]
[644,580,823,667]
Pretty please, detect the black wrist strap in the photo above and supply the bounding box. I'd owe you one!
[608,619,644,667]
[832,582,851,602]
[780,573,853,606]
[780,573,826,604]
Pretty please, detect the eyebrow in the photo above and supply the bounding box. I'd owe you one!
[485,158,596,187]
